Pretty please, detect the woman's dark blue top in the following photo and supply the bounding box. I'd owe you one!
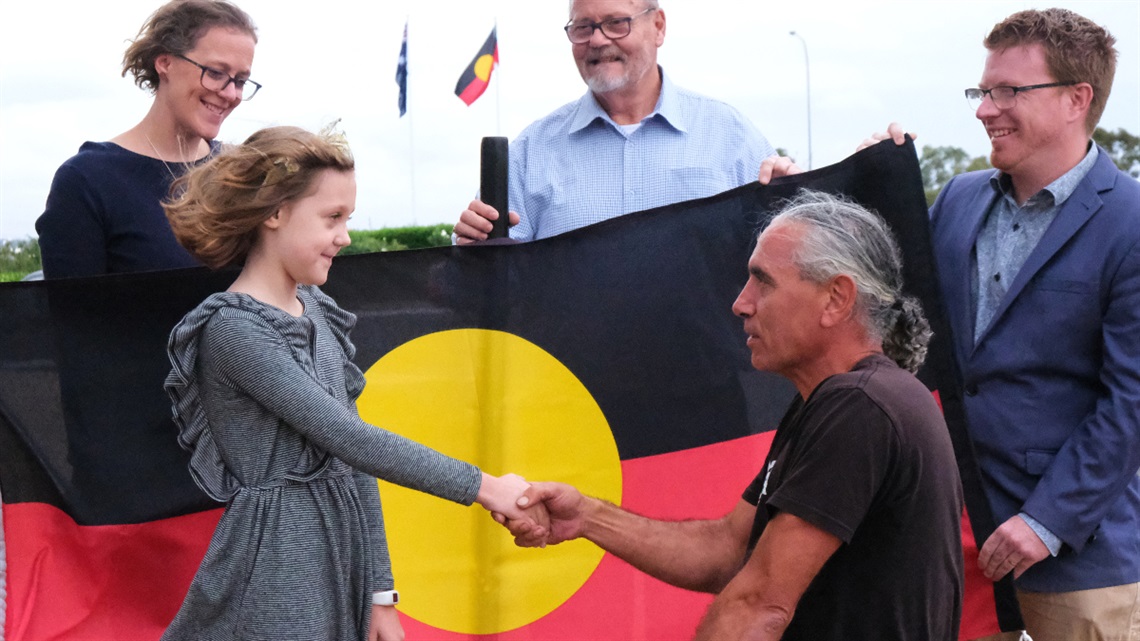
[36,141,218,278]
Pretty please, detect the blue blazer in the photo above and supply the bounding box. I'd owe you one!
[930,148,1140,593]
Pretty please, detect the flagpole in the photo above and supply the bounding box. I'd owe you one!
[409,106,417,226]
[495,19,502,136]
[405,17,416,225]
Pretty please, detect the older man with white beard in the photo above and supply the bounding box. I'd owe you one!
[453,0,776,243]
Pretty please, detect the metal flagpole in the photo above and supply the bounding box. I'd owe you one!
[789,30,813,170]
[406,17,417,224]
[409,109,417,225]
[495,18,502,136]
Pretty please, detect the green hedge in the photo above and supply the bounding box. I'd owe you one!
[0,224,455,281]
[342,224,453,255]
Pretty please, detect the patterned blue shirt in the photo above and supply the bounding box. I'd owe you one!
[974,144,1099,342]
[507,68,775,241]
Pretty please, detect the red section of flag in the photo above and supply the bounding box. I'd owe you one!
[457,70,492,106]
[1,437,769,641]
[959,508,1002,640]
[401,433,775,640]
[2,430,1002,641]
[3,504,221,641]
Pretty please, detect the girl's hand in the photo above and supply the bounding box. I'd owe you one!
[477,473,549,536]
[369,604,404,641]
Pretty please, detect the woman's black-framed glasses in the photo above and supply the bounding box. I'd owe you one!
[964,82,1077,110]
[564,7,656,44]
[175,54,262,101]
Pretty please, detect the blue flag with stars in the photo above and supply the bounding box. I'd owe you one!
[396,21,408,116]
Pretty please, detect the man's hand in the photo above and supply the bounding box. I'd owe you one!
[758,156,804,185]
[856,122,914,151]
[493,482,589,548]
[454,199,520,245]
[978,515,1051,580]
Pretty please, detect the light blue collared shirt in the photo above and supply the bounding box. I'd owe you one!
[506,68,775,241]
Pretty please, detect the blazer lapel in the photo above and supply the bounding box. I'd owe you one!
[944,177,999,362]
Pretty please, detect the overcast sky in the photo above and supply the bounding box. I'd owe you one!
[1,0,1137,240]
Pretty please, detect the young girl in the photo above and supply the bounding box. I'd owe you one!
[161,126,543,641]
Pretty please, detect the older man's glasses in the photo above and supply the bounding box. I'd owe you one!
[564,8,656,44]
[964,82,1077,110]
[175,54,262,101]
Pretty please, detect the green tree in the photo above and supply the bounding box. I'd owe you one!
[1094,126,1140,178]
[919,145,991,206]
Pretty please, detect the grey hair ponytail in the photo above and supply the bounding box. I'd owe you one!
[770,190,932,372]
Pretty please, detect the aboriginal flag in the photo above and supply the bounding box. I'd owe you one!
[0,140,1016,640]
[455,27,497,106]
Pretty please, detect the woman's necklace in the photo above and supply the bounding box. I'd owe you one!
[143,132,189,182]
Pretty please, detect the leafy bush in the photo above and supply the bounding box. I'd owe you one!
[0,238,42,280]
[342,224,452,255]
[342,234,408,254]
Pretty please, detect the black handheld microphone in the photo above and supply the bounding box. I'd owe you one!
[480,136,510,239]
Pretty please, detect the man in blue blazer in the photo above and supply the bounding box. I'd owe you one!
[837,8,1138,639]
[925,9,1140,640]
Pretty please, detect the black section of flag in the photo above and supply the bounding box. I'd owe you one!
[0,269,231,523]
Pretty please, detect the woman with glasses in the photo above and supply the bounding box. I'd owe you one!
[35,0,260,278]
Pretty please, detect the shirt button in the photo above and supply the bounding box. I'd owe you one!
[965,384,979,396]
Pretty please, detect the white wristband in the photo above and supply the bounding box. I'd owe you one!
[372,590,399,606]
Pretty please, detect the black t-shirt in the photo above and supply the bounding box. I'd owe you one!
[742,355,963,641]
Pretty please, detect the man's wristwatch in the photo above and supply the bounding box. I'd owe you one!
[372,590,400,606]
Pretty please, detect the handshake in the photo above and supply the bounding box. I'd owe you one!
[476,473,587,548]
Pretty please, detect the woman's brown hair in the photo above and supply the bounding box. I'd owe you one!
[122,0,257,92]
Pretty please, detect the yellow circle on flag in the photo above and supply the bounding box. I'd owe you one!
[474,54,495,81]
[356,329,622,634]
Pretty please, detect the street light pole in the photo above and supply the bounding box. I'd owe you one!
[789,31,812,170]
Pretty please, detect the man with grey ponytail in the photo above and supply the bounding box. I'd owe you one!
[768,190,932,374]
[500,190,964,640]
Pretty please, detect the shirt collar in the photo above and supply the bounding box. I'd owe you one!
[569,66,685,134]
[989,142,1099,207]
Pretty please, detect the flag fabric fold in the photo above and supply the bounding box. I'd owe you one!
[455,27,497,106]
[0,140,1012,640]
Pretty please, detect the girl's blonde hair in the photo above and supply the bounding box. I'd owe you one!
[165,125,354,269]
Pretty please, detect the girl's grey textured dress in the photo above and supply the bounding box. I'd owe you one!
[162,286,482,641]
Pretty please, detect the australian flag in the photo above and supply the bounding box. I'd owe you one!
[396,20,408,116]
